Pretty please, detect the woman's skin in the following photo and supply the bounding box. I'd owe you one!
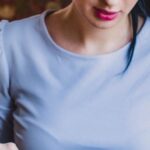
[46,0,144,56]
[0,143,18,150]
[0,0,145,149]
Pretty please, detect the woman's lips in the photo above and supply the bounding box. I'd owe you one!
[94,8,119,21]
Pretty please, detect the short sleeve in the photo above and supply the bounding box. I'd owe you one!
[0,20,14,143]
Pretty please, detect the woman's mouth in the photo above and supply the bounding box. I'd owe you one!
[94,8,119,21]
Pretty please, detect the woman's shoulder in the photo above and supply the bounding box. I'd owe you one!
[145,16,150,28]
[143,16,150,32]
[0,13,42,39]
[137,16,150,41]
[0,12,45,56]
[134,16,150,63]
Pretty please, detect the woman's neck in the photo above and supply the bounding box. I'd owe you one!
[46,5,144,55]
[65,5,133,54]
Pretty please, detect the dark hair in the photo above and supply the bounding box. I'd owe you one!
[124,0,150,73]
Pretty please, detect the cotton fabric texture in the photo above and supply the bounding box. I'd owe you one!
[0,9,150,150]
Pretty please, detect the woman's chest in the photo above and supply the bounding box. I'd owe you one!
[12,69,150,150]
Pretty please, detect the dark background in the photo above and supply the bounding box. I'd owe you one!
[0,0,72,20]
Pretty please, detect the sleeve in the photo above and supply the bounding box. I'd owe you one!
[0,20,15,143]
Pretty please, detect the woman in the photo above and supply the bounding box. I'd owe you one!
[0,0,150,149]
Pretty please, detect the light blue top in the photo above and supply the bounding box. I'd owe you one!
[0,9,150,150]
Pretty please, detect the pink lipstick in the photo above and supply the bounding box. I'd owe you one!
[94,8,119,21]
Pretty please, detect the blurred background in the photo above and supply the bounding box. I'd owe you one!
[0,0,71,20]
[0,0,150,20]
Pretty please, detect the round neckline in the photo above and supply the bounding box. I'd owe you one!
[40,9,148,61]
